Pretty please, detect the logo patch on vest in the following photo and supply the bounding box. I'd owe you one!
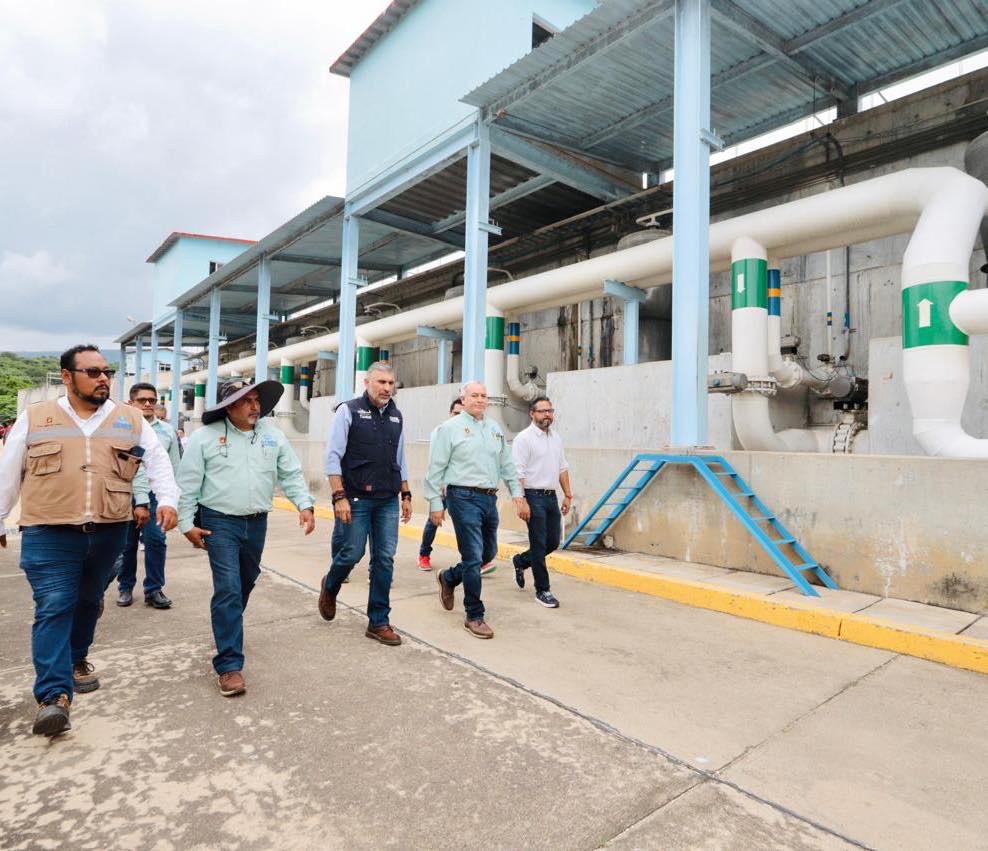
[112,416,133,430]
[389,416,400,423]
[357,410,372,419]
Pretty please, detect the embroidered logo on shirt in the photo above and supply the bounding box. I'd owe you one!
[389,416,400,423]
[112,416,132,430]
[464,428,472,435]
[261,435,277,448]
[357,410,372,419]
[218,436,227,445]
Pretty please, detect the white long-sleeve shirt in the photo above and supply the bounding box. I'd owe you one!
[0,397,179,534]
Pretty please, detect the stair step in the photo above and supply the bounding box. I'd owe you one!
[751,515,774,522]
[771,537,796,545]
[794,562,819,571]
[714,471,737,477]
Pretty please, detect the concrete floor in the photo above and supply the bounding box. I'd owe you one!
[1,511,987,850]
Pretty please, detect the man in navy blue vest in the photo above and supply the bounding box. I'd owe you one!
[318,361,411,645]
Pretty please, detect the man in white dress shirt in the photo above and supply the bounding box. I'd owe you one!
[0,345,179,736]
[510,396,573,608]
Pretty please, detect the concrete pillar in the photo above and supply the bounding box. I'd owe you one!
[134,336,144,384]
[118,344,127,401]
[149,328,159,394]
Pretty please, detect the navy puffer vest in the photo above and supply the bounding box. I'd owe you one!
[340,393,403,498]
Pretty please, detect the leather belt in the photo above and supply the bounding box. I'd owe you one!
[61,522,126,533]
[448,485,498,496]
[524,489,557,496]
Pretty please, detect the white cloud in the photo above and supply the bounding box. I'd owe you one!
[0,250,76,284]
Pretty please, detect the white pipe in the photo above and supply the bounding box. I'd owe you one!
[276,357,295,416]
[299,384,310,411]
[165,168,988,457]
[484,307,506,399]
[949,289,988,336]
[901,170,988,457]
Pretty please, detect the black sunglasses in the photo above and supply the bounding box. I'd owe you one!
[71,367,116,379]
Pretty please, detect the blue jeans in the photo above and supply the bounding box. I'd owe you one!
[323,496,398,627]
[442,486,499,621]
[515,491,561,593]
[20,523,129,702]
[199,506,267,674]
[116,492,167,595]
[419,497,447,556]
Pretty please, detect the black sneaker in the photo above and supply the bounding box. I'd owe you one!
[512,555,526,589]
[145,590,172,609]
[535,590,559,608]
[32,694,71,737]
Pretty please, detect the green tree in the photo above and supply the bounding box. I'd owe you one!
[0,352,60,421]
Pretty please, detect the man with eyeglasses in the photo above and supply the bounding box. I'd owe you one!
[177,378,314,697]
[0,344,179,736]
[114,382,182,610]
[511,396,573,609]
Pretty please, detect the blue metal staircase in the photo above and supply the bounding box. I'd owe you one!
[562,454,836,597]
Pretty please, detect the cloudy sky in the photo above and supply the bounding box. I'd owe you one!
[0,0,387,352]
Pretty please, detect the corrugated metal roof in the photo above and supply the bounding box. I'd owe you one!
[463,0,988,171]
[330,0,421,78]
[146,232,256,264]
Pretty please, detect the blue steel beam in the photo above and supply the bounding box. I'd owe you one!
[603,280,647,366]
[118,345,127,401]
[361,209,465,249]
[255,255,271,382]
[418,325,460,385]
[489,127,636,202]
[207,286,221,406]
[170,311,183,431]
[429,174,555,234]
[335,213,360,399]
[671,0,713,446]
[347,122,478,216]
[149,329,158,395]
[133,336,144,384]
[461,122,492,383]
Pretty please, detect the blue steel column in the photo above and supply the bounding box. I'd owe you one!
[149,329,159,397]
[335,212,360,399]
[671,0,712,446]
[255,254,271,383]
[462,122,492,383]
[170,311,183,431]
[118,345,127,401]
[207,286,221,405]
[134,336,144,384]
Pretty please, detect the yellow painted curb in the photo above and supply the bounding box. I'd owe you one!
[273,500,988,676]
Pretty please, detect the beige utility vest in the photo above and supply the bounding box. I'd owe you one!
[19,400,144,526]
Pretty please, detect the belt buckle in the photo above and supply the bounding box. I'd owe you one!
[81,522,96,533]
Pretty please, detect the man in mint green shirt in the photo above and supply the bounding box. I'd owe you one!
[176,379,314,697]
[425,381,529,639]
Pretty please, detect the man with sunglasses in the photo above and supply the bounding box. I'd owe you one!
[0,345,179,736]
[115,382,182,610]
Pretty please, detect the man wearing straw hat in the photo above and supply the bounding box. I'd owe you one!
[176,378,315,697]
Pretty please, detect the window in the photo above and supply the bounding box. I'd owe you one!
[532,16,555,49]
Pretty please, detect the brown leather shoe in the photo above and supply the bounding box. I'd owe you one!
[464,619,494,639]
[436,569,454,611]
[218,671,246,697]
[72,659,99,693]
[318,581,337,621]
[365,624,402,646]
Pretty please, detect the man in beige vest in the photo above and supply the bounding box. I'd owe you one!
[0,345,179,737]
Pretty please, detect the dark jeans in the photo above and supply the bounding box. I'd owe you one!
[323,496,399,627]
[199,506,267,674]
[116,492,167,595]
[515,491,561,593]
[419,497,446,556]
[19,523,129,702]
[442,486,498,621]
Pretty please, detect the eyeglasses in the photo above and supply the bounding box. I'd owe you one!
[133,397,157,406]
[532,408,555,414]
[71,367,116,379]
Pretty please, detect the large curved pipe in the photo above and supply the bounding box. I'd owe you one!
[170,168,988,458]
